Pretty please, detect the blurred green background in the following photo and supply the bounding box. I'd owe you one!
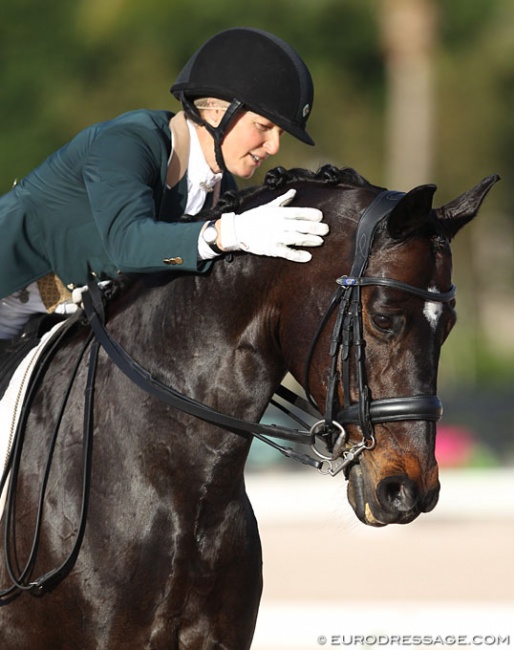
[1,0,512,463]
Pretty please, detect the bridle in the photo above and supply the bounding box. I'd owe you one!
[76,188,455,480]
[0,188,456,599]
[304,190,456,477]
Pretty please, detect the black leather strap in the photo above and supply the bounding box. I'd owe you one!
[350,191,406,278]
[337,276,456,303]
[338,395,443,425]
[1,317,95,600]
[82,283,321,468]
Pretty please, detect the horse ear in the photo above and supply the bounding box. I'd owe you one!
[387,184,437,240]
[433,174,501,240]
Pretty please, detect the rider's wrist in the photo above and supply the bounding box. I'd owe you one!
[219,213,240,252]
[201,220,224,255]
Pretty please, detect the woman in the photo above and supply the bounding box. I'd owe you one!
[0,27,328,342]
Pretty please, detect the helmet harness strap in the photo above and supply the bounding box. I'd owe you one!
[180,95,244,173]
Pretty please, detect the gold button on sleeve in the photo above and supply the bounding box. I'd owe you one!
[162,257,184,266]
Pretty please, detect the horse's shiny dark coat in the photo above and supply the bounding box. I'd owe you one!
[0,167,498,648]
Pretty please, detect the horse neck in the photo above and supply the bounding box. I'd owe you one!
[111,256,289,423]
[108,180,369,418]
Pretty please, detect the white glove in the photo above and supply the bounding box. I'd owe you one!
[219,189,329,263]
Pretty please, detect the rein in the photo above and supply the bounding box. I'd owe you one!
[80,189,455,480]
[82,284,321,469]
[0,187,456,600]
[0,315,97,602]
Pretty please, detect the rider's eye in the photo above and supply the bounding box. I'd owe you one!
[372,314,393,331]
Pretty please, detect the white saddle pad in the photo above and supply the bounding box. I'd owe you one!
[0,321,67,521]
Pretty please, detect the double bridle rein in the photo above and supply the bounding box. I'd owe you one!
[79,189,455,479]
[0,188,455,600]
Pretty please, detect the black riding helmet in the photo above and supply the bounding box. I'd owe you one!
[170,27,314,171]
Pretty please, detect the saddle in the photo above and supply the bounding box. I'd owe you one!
[0,312,71,401]
[0,275,138,403]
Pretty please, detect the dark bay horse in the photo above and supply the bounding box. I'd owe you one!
[0,166,498,648]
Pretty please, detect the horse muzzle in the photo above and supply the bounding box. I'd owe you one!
[347,436,440,526]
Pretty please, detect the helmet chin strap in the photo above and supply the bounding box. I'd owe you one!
[180,96,244,173]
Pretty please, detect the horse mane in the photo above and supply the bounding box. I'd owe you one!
[175,164,380,224]
[211,164,380,218]
[114,164,445,298]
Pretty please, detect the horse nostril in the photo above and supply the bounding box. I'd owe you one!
[377,476,418,513]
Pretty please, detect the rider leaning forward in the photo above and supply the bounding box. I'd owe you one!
[0,27,329,345]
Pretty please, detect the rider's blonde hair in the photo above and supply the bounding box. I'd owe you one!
[193,98,230,113]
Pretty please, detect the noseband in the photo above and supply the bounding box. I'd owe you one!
[0,189,459,599]
[306,190,456,477]
[77,190,455,479]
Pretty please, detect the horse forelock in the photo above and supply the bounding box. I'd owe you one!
[376,213,450,252]
[377,211,450,262]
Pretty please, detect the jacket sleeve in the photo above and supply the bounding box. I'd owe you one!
[83,124,206,274]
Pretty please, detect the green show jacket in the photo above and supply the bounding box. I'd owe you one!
[0,109,236,298]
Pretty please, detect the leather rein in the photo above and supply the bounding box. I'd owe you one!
[0,188,455,600]
[79,189,455,478]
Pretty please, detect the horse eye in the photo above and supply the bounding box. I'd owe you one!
[372,314,393,331]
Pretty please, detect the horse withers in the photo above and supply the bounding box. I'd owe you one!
[0,166,498,649]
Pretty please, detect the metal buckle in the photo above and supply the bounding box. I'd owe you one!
[310,420,347,459]
[315,433,376,477]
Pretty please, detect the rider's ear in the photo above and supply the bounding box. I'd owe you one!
[387,185,437,240]
[433,174,500,241]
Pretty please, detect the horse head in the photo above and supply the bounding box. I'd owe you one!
[242,166,499,526]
